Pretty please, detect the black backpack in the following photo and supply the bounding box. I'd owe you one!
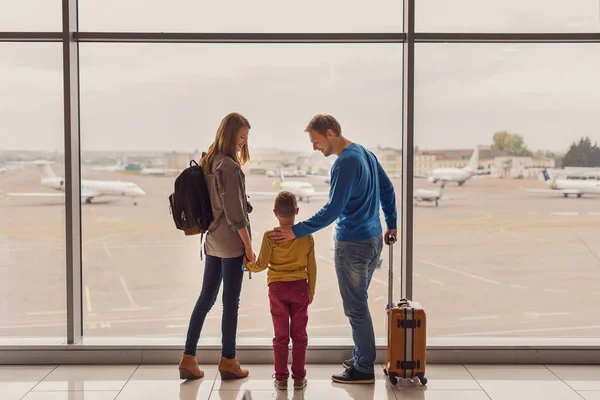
[168,157,213,237]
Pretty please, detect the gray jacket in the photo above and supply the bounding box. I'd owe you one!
[204,152,251,259]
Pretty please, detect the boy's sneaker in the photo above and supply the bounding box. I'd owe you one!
[331,366,375,384]
[294,378,307,390]
[342,358,354,369]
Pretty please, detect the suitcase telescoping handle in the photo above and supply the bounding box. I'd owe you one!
[387,234,396,310]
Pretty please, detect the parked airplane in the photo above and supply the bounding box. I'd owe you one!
[417,147,481,186]
[92,160,124,172]
[140,167,181,176]
[247,170,329,203]
[5,164,146,205]
[526,169,600,198]
[413,183,467,207]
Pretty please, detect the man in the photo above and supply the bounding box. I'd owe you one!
[269,114,397,384]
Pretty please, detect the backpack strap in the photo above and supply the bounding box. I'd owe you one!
[200,232,205,261]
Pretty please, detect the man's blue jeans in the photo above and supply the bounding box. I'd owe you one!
[334,235,383,375]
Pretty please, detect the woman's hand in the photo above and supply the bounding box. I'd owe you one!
[245,244,256,263]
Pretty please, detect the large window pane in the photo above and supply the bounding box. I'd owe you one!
[416,0,600,33]
[415,43,600,337]
[0,1,62,31]
[78,0,402,33]
[0,43,65,338]
[79,43,402,339]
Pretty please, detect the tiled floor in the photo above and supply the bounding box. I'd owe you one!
[2,363,600,399]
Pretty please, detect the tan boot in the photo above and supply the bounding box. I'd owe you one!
[218,356,249,380]
[179,354,204,380]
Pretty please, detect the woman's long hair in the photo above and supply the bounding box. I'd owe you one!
[201,112,251,173]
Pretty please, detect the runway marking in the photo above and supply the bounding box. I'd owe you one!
[371,277,388,287]
[26,310,64,316]
[166,324,187,329]
[544,288,568,294]
[109,306,152,312]
[311,307,334,313]
[84,285,93,313]
[103,244,113,259]
[510,284,529,290]
[417,259,501,285]
[459,315,499,321]
[429,279,445,286]
[498,224,586,250]
[374,296,385,302]
[119,276,136,305]
[523,312,570,317]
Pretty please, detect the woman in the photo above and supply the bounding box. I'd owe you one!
[179,112,256,380]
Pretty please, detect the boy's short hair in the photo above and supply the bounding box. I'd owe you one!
[274,191,298,218]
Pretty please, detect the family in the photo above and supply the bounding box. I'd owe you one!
[177,112,398,390]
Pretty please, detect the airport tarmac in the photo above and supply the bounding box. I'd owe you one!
[1,166,600,340]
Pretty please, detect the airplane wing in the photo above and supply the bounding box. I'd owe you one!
[5,192,65,197]
[311,191,330,197]
[6,191,100,198]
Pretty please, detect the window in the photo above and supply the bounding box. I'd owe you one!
[416,0,600,33]
[0,1,62,31]
[414,43,600,337]
[79,0,403,33]
[0,43,65,338]
[79,43,402,338]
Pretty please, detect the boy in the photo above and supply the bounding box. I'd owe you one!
[243,191,316,391]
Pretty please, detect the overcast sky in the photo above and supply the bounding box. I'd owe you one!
[1,1,600,154]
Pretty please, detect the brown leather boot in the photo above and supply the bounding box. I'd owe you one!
[178,354,204,380]
[218,356,249,380]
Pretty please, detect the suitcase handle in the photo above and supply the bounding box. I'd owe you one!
[387,235,396,310]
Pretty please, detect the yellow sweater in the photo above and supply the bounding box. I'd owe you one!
[244,230,317,296]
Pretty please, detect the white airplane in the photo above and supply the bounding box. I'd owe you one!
[247,170,329,203]
[413,183,467,207]
[92,160,124,172]
[525,169,600,198]
[140,167,181,176]
[5,164,146,205]
[418,147,481,186]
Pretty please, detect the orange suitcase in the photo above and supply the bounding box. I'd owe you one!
[383,237,427,386]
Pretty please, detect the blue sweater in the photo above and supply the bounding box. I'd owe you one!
[292,143,397,242]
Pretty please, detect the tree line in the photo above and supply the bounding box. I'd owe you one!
[492,131,600,168]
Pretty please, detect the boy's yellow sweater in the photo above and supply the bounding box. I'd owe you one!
[243,230,316,296]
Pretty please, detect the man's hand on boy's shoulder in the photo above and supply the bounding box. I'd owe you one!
[268,225,296,243]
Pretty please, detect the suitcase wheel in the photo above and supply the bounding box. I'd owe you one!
[387,372,398,386]
[416,373,427,385]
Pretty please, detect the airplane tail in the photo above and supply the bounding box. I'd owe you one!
[37,164,57,179]
[465,147,479,172]
[279,168,285,183]
[541,168,552,182]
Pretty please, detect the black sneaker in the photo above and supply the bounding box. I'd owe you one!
[342,358,354,369]
[331,366,375,384]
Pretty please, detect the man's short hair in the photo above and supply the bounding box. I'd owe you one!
[274,191,298,218]
[305,114,342,137]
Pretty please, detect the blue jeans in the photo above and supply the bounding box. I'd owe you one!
[334,235,383,375]
[184,254,244,359]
